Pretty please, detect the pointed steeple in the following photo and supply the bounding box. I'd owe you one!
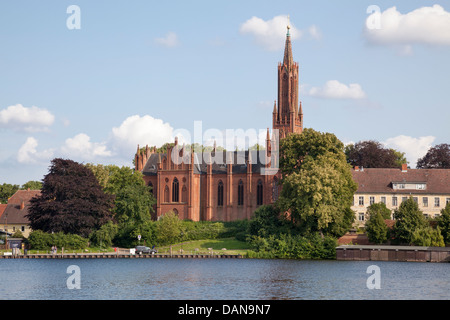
[283,17,293,68]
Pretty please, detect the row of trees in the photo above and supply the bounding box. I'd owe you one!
[345,140,450,169]
[365,198,450,246]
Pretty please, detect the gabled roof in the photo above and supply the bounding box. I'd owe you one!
[352,168,450,195]
[0,190,41,224]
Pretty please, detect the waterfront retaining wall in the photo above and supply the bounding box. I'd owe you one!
[336,245,450,262]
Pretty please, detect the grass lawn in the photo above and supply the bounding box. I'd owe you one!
[157,238,252,255]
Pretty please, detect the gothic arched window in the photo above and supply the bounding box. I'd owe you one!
[257,180,263,206]
[238,180,244,206]
[182,185,187,203]
[164,186,169,203]
[172,178,179,202]
[217,181,224,207]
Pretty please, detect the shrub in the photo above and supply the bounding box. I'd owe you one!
[27,230,88,250]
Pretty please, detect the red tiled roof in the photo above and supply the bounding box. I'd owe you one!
[0,190,41,225]
[352,168,450,195]
[0,204,7,218]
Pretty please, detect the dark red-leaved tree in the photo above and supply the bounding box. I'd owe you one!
[416,143,450,169]
[27,158,115,237]
[345,140,403,168]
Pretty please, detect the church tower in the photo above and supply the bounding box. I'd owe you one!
[272,22,303,138]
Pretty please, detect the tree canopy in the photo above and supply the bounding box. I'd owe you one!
[416,143,450,169]
[345,140,407,168]
[27,158,115,237]
[277,129,357,237]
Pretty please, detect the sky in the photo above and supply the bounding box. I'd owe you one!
[1,0,450,185]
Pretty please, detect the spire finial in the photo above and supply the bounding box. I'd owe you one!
[287,15,291,35]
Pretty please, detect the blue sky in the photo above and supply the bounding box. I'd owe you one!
[1,1,450,185]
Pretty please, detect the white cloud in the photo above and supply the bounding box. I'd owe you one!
[111,115,175,155]
[61,133,112,160]
[364,5,450,50]
[17,137,54,164]
[154,31,179,48]
[307,80,366,99]
[239,15,302,51]
[0,104,55,132]
[308,25,322,40]
[382,135,435,168]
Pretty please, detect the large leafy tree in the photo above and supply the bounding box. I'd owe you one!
[277,129,357,237]
[365,211,389,244]
[392,197,427,244]
[345,140,407,168]
[416,143,450,169]
[27,158,115,237]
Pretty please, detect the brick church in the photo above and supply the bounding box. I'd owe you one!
[134,25,303,221]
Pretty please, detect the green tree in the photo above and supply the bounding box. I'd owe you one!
[278,130,357,237]
[393,197,427,244]
[365,211,389,244]
[156,211,183,245]
[0,183,19,203]
[27,158,115,238]
[104,166,155,225]
[20,180,42,190]
[411,226,445,247]
[367,202,392,220]
[437,202,450,244]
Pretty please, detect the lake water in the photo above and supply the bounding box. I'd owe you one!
[0,259,448,300]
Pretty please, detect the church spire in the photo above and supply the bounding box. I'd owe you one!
[283,16,293,68]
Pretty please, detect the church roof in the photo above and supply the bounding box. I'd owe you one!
[142,150,273,176]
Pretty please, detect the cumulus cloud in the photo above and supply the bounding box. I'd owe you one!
[240,15,303,51]
[0,104,55,132]
[61,133,112,160]
[111,115,175,154]
[382,135,435,168]
[17,137,54,164]
[307,80,366,99]
[364,5,450,52]
[154,31,179,47]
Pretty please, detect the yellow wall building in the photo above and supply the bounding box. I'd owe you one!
[351,165,450,227]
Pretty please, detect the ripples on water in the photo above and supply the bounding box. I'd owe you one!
[0,259,448,300]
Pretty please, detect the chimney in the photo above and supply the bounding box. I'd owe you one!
[20,201,25,210]
[355,166,359,172]
[401,163,408,172]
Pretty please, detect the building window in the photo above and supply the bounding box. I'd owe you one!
[416,184,426,190]
[413,197,418,204]
[398,184,405,189]
[217,181,224,207]
[423,197,428,207]
[182,186,188,203]
[238,180,244,206]
[446,198,450,205]
[172,178,179,202]
[435,197,440,207]
[381,197,386,205]
[164,186,170,203]
[392,197,398,206]
[148,182,154,195]
[272,178,279,201]
[257,180,263,206]
[402,197,407,203]
[370,197,375,205]
[359,196,364,206]
[21,226,25,232]
[358,213,365,221]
